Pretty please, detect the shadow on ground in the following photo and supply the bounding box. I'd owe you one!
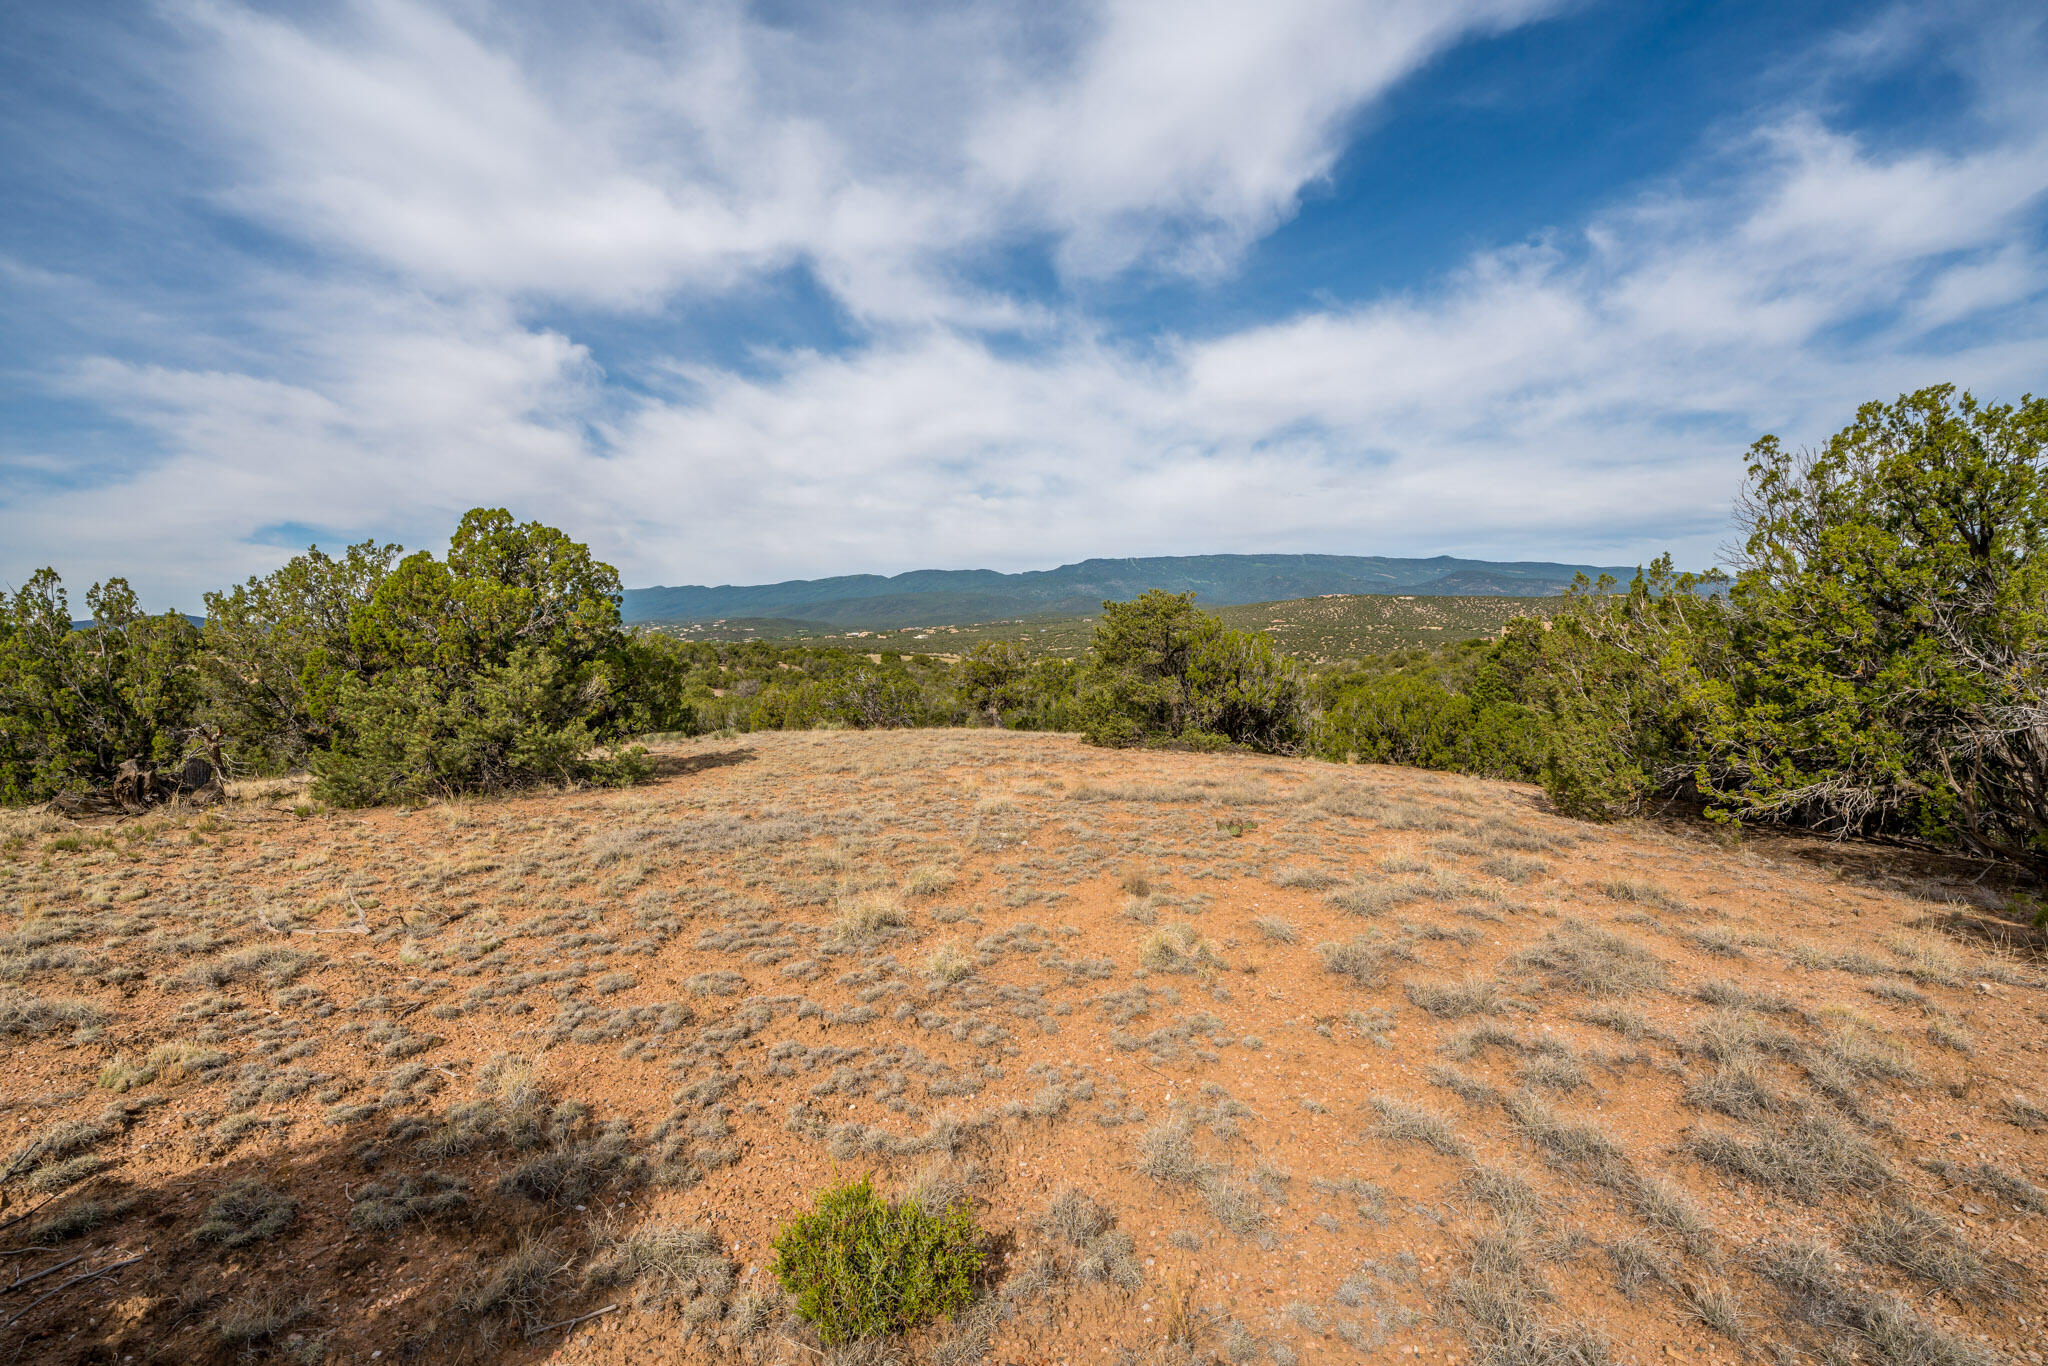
[3,1117,652,1365]
[646,747,757,780]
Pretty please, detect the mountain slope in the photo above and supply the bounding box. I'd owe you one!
[621,553,1638,626]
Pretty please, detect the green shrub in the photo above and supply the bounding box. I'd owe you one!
[770,1176,983,1344]
[311,648,649,806]
[1312,672,1543,780]
[1539,707,1646,821]
[1152,728,1237,753]
[1707,384,2048,877]
[1486,557,1729,820]
[957,640,1029,725]
[200,537,400,772]
[1077,590,1305,751]
[307,509,652,805]
[0,573,203,802]
[819,668,927,728]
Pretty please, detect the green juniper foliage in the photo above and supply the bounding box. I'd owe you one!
[4,509,650,808]
[1492,555,1733,820]
[1310,639,1546,782]
[770,1176,983,1345]
[6,387,2044,889]
[200,538,401,773]
[0,573,203,802]
[958,639,1031,726]
[310,509,648,805]
[1706,385,2048,878]
[1075,589,1306,751]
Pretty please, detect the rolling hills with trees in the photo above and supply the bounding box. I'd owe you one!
[642,592,1566,660]
[618,552,1639,629]
[3,384,2042,883]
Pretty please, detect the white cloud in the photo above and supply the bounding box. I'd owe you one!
[168,0,1564,314]
[972,0,1557,276]
[3,1,2046,605]
[178,0,815,307]
[588,101,2048,585]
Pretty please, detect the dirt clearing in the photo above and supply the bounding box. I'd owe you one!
[1,731,2039,1364]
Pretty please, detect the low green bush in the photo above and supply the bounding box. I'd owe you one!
[1312,672,1544,780]
[311,648,650,806]
[770,1176,983,1344]
[1076,590,1306,752]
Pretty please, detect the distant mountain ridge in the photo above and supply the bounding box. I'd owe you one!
[621,553,1639,629]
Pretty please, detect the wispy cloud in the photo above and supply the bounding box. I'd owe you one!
[2,1,2045,604]
[170,0,1551,315]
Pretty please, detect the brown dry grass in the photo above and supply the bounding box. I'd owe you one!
[0,729,2039,1365]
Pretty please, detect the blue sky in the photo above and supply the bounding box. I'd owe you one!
[3,0,2046,608]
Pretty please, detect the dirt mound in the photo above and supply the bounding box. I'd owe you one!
[0,731,2040,1364]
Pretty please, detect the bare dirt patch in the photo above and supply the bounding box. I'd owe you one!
[1,730,2040,1363]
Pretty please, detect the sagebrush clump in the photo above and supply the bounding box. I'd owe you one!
[770,1176,984,1345]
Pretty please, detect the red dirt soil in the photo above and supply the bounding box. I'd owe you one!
[0,730,2040,1365]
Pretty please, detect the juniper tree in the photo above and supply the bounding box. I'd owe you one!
[1709,384,2048,877]
[0,572,203,801]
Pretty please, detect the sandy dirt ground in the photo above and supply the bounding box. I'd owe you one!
[0,729,2040,1365]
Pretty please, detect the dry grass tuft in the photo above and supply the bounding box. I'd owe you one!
[905,864,960,897]
[1598,878,1686,910]
[0,987,107,1039]
[1252,915,1298,944]
[1138,923,1225,974]
[584,1221,735,1307]
[1271,864,1341,890]
[459,1235,573,1337]
[923,939,976,983]
[1516,921,1664,996]
[1404,975,1504,1019]
[1327,883,1406,916]
[1134,1123,1270,1241]
[213,1293,312,1349]
[829,893,911,949]
[1038,1187,1144,1290]
[1439,1227,1614,1366]
[1369,1094,1471,1157]
[1848,1202,1988,1292]
[1317,933,1406,987]
[1919,1157,2048,1213]
[1687,1112,1890,1201]
[1457,1165,1545,1223]
[193,1178,297,1248]
[1758,1239,1999,1366]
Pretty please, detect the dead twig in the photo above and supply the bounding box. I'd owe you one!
[779,1329,827,1359]
[258,895,370,936]
[2,1254,139,1328]
[0,1181,87,1237]
[524,1303,618,1339]
[4,1253,84,1293]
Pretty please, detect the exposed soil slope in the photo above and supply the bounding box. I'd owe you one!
[1,732,2041,1365]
